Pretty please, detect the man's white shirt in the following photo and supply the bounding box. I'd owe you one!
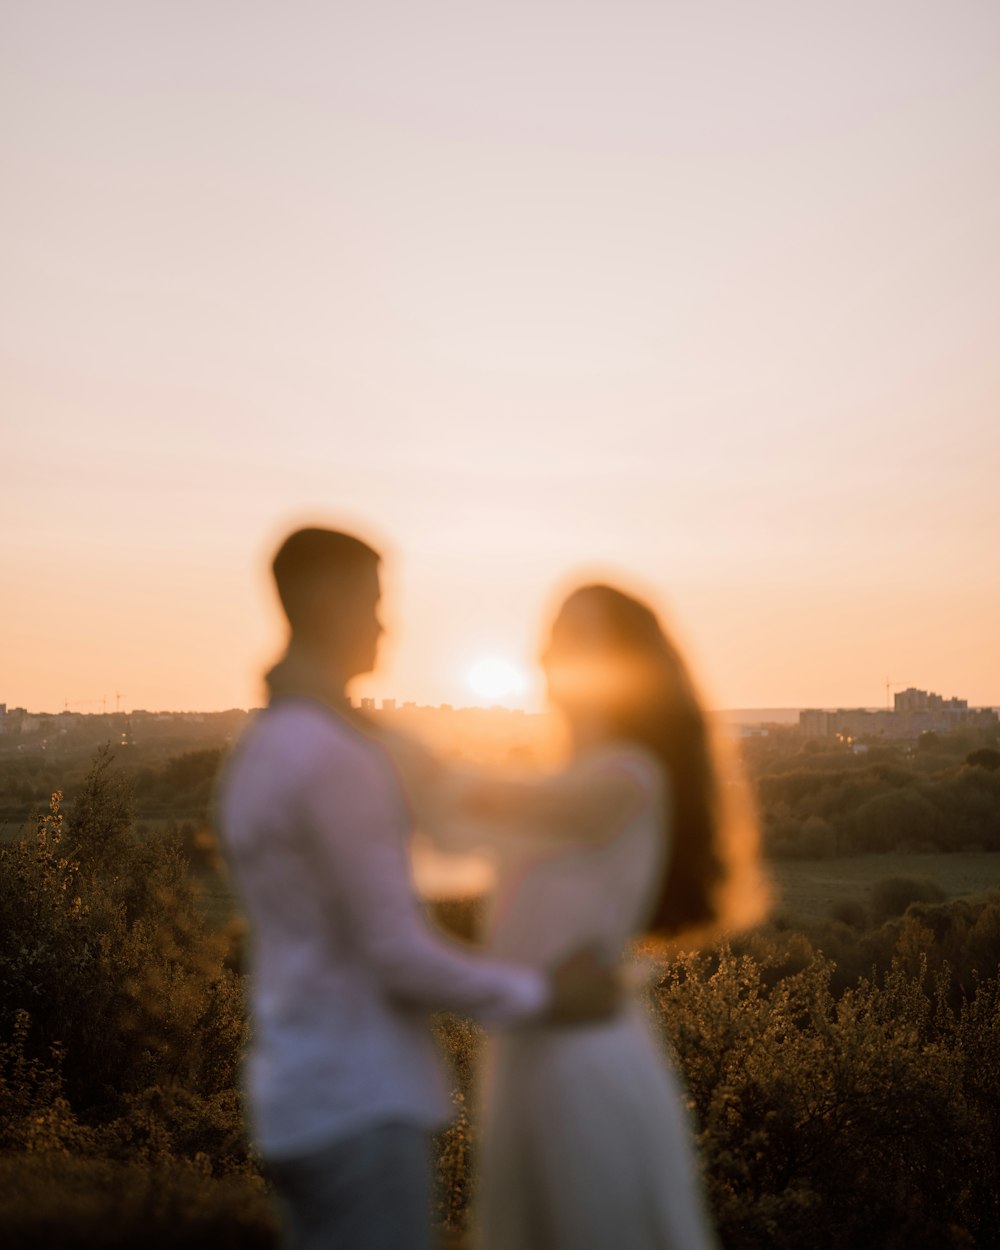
[217,696,547,1160]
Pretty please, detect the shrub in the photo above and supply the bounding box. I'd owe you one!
[0,749,247,1128]
[849,788,941,854]
[0,1154,276,1250]
[653,946,997,1248]
[828,898,867,929]
[0,1009,93,1156]
[882,892,1000,1002]
[0,748,261,1242]
[870,875,947,925]
[798,815,837,858]
[966,747,1000,772]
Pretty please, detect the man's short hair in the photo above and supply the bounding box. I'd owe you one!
[272,527,380,628]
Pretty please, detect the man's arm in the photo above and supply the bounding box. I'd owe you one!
[297,746,616,1025]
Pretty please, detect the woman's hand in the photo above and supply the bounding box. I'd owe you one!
[545,944,622,1025]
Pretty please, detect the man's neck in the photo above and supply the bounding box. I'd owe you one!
[265,640,351,710]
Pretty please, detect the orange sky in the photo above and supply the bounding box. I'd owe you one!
[3,2,999,714]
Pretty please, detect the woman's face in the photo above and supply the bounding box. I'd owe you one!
[543,591,657,722]
[542,595,617,715]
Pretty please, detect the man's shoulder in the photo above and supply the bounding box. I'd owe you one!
[219,701,394,818]
[245,698,390,779]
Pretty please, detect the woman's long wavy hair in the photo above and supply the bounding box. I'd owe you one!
[544,584,766,942]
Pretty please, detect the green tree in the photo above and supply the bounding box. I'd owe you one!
[0,750,246,1130]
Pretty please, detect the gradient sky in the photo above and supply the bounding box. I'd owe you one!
[3,1,999,714]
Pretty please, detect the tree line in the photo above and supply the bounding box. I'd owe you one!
[745,731,1000,857]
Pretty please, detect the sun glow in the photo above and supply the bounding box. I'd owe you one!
[467,656,529,705]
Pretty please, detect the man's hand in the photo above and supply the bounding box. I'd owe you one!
[545,944,622,1026]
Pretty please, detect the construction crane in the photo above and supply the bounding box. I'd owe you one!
[64,697,108,714]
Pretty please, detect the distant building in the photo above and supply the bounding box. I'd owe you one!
[799,709,829,738]
[725,724,771,738]
[360,698,376,712]
[799,688,996,740]
[894,687,968,714]
[894,687,925,714]
[827,709,895,739]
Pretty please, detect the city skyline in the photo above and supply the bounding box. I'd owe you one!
[2,687,996,722]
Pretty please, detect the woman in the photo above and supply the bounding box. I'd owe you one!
[395,584,764,1249]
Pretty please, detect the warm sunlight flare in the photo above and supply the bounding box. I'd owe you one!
[467,656,528,705]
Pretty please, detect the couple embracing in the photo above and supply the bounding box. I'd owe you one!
[218,526,763,1250]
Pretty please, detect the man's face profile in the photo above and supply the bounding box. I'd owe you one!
[308,560,383,679]
[348,563,383,678]
[273,528,384,680]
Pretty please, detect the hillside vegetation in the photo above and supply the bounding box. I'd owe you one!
[1,738,999,1247]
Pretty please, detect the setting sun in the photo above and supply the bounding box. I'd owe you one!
[467,656,528,705]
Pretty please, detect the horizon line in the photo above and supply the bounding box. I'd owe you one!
[4,701,999,719]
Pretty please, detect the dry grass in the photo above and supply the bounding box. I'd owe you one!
[769,851,1000,919]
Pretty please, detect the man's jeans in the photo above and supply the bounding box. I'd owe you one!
[266,1122,434,1250]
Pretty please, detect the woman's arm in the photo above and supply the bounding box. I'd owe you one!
[365,725,655,850]
[359,722,489,852]
[371,720,660,851]
[451,752,657,846]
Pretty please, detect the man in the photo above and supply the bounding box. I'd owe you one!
[217,527,619,1250]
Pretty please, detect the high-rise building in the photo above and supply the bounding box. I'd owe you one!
[894,687,927,713]
[799,709,829,737]
[801,688,995,739]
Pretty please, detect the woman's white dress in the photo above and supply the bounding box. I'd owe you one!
[471,748,719,1250]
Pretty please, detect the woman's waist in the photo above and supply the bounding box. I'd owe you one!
[485,929,630,968]
[490,996,651,1047]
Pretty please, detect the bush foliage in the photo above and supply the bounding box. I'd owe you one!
[1,748,999,1247]
[0,750,253,1179]
[655,946,1000,1248]
[745,728,1000,857]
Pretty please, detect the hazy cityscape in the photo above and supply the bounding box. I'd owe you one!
[2,687,996,773]
[3,687,996,736]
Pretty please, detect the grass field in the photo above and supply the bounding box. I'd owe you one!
[197,851,1000,939]
[769,852,1000,919]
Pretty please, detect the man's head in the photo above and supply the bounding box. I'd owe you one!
[272,527,383,678]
